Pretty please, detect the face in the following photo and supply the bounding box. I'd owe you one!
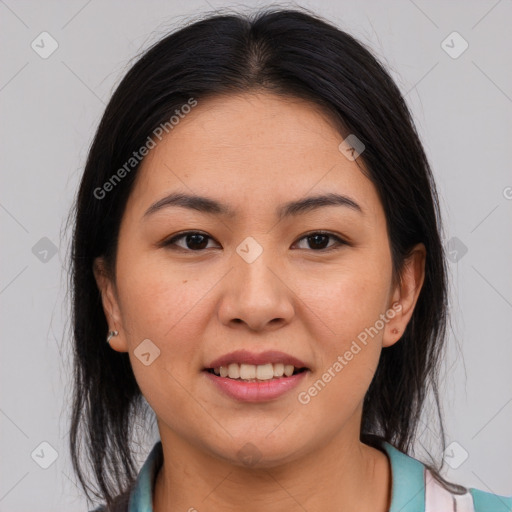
[95,92,425,467]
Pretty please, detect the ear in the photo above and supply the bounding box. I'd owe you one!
[93,257,129,352]
[382,243,426,348]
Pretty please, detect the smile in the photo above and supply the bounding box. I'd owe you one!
[207,362,307,381]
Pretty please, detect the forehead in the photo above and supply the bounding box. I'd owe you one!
[127,92,382,221]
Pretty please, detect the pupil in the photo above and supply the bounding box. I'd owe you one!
[187,234,208,250]
[309,234,328,249]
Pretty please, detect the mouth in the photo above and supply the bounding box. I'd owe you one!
[205,363,308,382]
[204,350,311,381]
[203,350,311,402]
[203,364,309,402]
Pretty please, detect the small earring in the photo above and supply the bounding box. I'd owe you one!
[391,328,399,335]
[106,330,119,345]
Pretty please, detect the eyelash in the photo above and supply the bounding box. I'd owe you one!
[161,230,348,253]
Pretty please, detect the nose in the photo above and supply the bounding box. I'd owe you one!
[217,248,295,332]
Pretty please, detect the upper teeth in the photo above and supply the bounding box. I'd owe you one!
[213,363,297,380]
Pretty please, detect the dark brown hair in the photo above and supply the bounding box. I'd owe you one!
[68,7,451,508]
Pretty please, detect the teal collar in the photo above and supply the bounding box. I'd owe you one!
[128,439,426,512]
[128,440,163,512]
[379,440,426,512]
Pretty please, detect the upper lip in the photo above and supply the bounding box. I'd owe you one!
[205,350,309,369]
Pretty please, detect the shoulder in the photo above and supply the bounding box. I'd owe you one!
[379,440,512,512]
[469,487,512,512]
[425,468,512,512]
[88,440,162,512]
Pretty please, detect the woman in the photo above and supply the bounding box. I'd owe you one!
[68,7,511,512]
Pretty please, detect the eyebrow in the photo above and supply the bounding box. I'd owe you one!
[143,191,363,220]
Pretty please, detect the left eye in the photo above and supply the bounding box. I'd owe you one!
[293,231,346,251]
[162,231,346,252]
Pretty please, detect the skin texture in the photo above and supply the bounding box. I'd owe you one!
[94,92,426,512]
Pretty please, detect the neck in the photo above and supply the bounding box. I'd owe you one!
[153,428,391,512]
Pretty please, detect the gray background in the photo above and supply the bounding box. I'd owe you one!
[1,0,511,510]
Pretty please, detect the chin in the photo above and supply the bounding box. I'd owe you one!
[207,433,308,470]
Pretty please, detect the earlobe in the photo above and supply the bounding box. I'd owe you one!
[93,257,129,352]
[382,301,405,348]
[382,243,426,348]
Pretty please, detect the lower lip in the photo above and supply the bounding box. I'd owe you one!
[204,370,309,402]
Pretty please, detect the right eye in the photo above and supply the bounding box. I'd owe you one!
[161,231,220,251]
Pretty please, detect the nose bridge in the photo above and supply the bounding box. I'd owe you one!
[234,235,282,297]
[217,235,294,330]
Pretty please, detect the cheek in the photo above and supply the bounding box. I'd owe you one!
[115,250,224,360]
[115,254,214,416]
[298,259,391,343]
[296,271,387,419]
[117,248,184,329]
[294,256,392,409]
